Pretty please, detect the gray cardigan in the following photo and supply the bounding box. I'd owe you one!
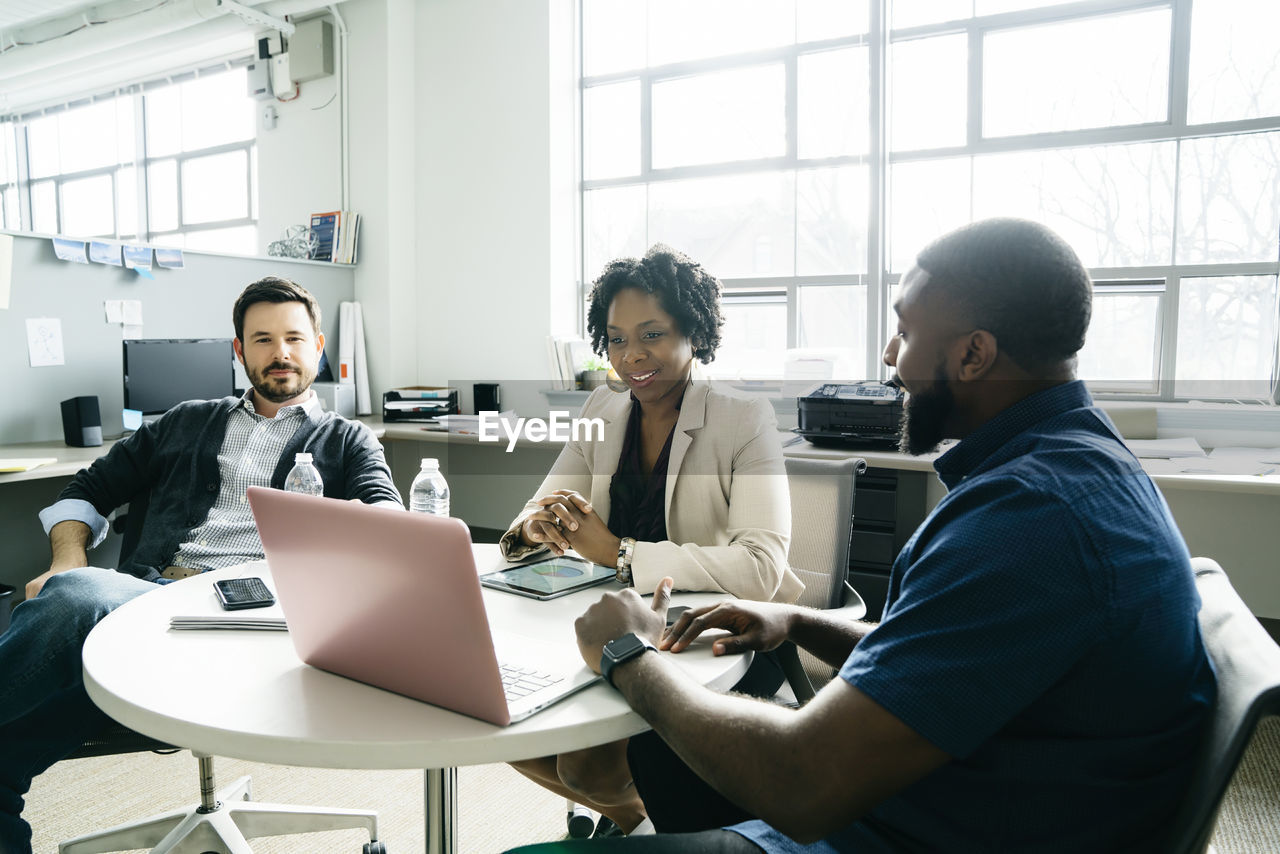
[52,397,402,581]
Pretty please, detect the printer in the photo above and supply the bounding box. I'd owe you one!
[795,380,904,447]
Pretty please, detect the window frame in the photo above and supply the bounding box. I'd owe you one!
[1,61,258,252]
[578,0,1280,402]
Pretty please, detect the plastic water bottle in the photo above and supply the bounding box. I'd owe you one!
[410,458,450,516]
[283,452,324,496]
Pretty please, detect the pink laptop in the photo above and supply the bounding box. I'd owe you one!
[246,486,601,726]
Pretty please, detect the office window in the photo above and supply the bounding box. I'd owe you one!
[1186,0,1280,124]
[6,65,257,254]
[1175,276,1279,401]
[59,174,116,237]
[890,34,966,151]
[580,0,1280,399]
[982,9,1171,137]
[1076,284,1164,393]
[0,122,17,230]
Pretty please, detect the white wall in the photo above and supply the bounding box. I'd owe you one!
[255,16,343,251]
[344,0,420,402]
[288,0,578,416]
[409,0,577,417]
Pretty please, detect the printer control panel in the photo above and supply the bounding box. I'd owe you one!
[810,381,903,402]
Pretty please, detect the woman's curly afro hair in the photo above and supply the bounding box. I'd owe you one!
[586,244,724,364]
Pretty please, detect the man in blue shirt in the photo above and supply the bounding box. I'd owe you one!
[509,218,1216,853]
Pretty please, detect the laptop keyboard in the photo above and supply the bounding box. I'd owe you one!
[499,661,565,703]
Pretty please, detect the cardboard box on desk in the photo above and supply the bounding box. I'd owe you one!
[383,387,460,422]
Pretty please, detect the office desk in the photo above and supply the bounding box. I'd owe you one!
[0,420,387,487]
[367,419,1280,618]
[81,544,751,854]
[0,438,118,485]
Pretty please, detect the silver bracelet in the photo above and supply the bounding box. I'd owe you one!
[615,537,636,586]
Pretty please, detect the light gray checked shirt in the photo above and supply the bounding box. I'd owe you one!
[169,390,319,571]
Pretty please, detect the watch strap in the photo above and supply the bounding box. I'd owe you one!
[600,632,656,687]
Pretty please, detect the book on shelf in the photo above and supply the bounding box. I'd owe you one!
[309,210,361,264]
[309,211,339,261]
[546,336,595,390]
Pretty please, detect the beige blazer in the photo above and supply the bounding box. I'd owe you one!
[500,381,802,604]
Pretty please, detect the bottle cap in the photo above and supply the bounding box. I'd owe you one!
[421,458,439,470]
[295,452,313,463]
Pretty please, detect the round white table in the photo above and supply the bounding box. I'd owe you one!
[82,544,752,854]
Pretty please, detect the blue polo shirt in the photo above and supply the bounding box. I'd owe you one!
[733,381,1216,853]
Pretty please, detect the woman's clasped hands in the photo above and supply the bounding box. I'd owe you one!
[520,489,622,567]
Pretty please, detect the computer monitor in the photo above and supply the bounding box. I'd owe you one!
[122,338,237,416]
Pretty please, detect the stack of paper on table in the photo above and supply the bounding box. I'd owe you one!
[170,600,287,631]
[1124,437,1206,458]
[1140,457,1277,476]
[1208,447,1280,464]
[433,411,519,435]
[169,614,287,630]
[1131,442,1280,475]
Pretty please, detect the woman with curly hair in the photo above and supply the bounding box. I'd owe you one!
[500,244,800,837]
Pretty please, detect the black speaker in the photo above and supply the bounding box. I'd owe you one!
[474,383,501,413]
[61,396,103,447]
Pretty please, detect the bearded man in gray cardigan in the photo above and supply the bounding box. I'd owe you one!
[0,276,402,854]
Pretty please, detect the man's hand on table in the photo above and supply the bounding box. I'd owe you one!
[574,576,672,673]
[661,600,797,657]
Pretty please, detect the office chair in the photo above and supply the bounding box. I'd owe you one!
[777,455,867,703]
[561,454,870,835]
[1160,557,1280,854]
[561,453,863,837]
[51,498,387,854]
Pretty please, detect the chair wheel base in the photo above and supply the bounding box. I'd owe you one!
[60,774,380,854]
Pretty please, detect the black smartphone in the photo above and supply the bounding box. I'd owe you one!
[214,577,276,611]
[665,605,691,627]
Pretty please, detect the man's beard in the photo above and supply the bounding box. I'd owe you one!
[248,361,315,404]
[899,364,954,455]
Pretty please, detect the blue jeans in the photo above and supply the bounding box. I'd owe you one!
[504,831,763,852]
[0,568,160,854]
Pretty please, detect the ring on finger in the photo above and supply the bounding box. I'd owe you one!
[553,515,563,529]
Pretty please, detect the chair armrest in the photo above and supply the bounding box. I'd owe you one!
[777,641,816,705]
[835,581,868,622]
[778,584,873,706]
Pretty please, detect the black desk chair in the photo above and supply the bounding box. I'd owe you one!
[48,499,387,854]
[1162,557,1280,854]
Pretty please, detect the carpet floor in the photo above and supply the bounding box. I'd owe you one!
[27,756,567,853]
[24,717,1280,853]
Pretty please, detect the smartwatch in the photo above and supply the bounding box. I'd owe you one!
[616,536,637,586]
[600,632,656,687]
